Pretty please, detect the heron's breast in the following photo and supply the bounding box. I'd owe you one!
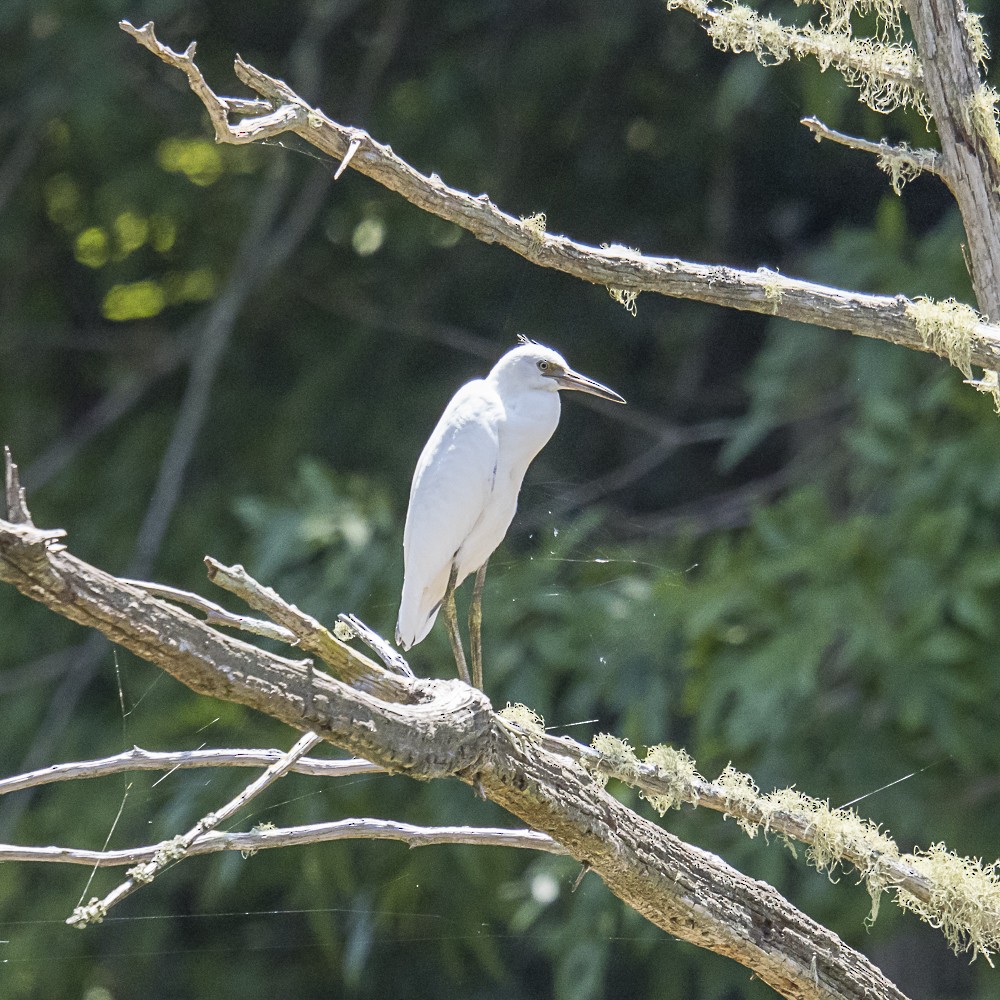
[497,394,560,475]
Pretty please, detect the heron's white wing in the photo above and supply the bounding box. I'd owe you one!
[397,380,503,647]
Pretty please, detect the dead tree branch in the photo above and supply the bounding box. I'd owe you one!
[0,746,383,797]
[527,728,1000,958]
[0,470,907,1000]
[0,818,566,867]
[800,116,947,193]
[4,717,995,958]
[122,578,298,644]
[119,20,1000,374]
[202,556,403,698]
[664,0,925,111]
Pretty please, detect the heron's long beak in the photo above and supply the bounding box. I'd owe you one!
[554,368,626,404]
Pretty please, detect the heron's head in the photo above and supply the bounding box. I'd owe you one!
[490,337,626,404]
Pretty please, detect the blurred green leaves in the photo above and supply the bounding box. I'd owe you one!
[3,2,1000,999]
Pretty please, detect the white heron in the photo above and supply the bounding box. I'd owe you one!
[395,335,625,688]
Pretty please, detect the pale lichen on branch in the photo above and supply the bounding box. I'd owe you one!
[794,0,905,41]
[665,0,926,116]
[579,734,1000,961]
[906,296,1000,409]
[967,84,1000,172]
[497,701,1000,963]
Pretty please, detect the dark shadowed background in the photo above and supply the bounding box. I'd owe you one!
[1,2,999,998]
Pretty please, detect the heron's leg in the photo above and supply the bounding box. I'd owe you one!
[442,564,471,685]
[469,560,488,690]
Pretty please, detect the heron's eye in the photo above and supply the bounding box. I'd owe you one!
[537,360,549,372]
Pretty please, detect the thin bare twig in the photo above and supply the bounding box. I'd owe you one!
[336,614,415,678]
[122,578,298,644]
[0,745,383,797]
[120,21,300,142]
[0,634,102,839]
[67,730,323,926]
[801,116,947,192]
[3,818,564,867]
[4,446,34,525]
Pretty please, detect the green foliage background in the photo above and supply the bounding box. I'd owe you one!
[2,1,999,998]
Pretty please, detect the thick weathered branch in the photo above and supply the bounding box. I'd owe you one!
[531,729,1000,960]
[529,729,935,903]
[119,20,1000,374]
[480,725,908,1000]
[0,520,482,779]
[906,0,1000,318]
[0,505,908,1000]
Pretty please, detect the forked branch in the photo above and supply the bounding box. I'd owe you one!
[68,730,323,926]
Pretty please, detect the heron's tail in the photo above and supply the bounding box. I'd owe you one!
[395,589,441,650]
